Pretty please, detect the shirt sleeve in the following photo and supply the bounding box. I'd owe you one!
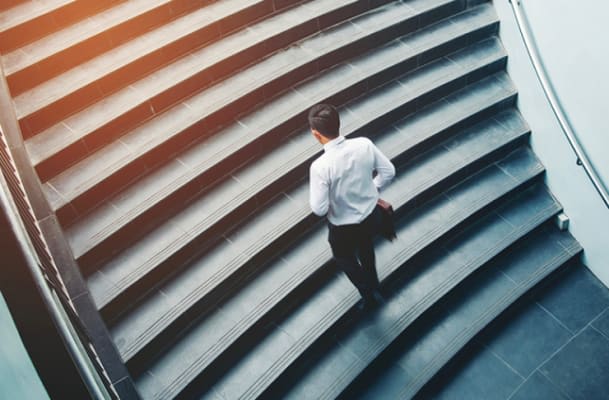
[371,141,396,190]
[309,162,330,216]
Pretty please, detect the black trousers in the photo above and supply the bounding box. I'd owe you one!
[328,206,382,301]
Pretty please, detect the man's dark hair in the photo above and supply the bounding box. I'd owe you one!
[308,103,340,139]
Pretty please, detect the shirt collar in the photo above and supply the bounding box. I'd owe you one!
[323,135,345,152]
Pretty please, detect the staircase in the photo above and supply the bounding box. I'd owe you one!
[1,1,583,399]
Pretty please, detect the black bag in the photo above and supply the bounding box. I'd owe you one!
[377,198,397,242]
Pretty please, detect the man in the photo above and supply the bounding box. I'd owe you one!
[308,103,396,308]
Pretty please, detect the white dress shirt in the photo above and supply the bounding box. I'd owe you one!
[309,135,396,225]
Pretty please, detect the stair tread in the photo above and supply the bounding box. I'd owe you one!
[86,50,512,316]
[62,16,502,261]
[97,94,524,366]
[204,183,561,400]
[12,0,263,120]
[0,0,75,33]
[400,235,579,400]
[134,137,541,400]
[24,0,410,170]
[2,0,170,77]
[131,113,534,399]
[1,1,584,400]
[295,227,581,400]
[109,108,528,363]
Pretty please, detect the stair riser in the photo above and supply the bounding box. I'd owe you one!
[17,1,276,139]
[378,95,516,170]
[183,151,544,400]
[96,89,517,321]
[33,0,468,183]
[119,122,530,377]
[388,174,545,299]
[67,33,504,268]
[6,0,218,96]
[101,197,315,323]
[266,190,561,400]
[35,101,158,183]
[175,264,340,398]
[396,132,530,220]
[399,243,580,399]
[84,60,510,313]
[17,0,387,140]
[124,212,326,374]
[0,1,124,54]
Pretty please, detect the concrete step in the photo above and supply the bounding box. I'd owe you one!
[133,137,542,399]
[343,228,581,400]
[25,0,473,182]
[12,0,286,138]
[88,69,517,323]
[3,0,219,96]
[0,0,122,53]
[61,9,502,276]
[109,103,531,371]
[39,0,480,225]
[83,42,510,330]
[201,182,562,400]
[0,0,588,399]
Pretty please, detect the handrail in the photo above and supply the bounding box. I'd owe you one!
[0,169,109,400]
[0,61,139,398]
[509,0,609,208]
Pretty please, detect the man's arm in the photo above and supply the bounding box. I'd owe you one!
[309,162,330,216]
[371,142,395,190]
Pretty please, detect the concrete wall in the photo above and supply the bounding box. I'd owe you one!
[0,292,49,400]
[493,0,609,286]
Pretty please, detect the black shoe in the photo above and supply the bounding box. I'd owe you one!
[360,290,384,310]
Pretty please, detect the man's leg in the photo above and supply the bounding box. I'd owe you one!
[357,234,379,291]
[358,206,381,290]
[334,252,376,300]
[329,224,375,301]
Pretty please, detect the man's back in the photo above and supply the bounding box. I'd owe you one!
[310,136,394,226]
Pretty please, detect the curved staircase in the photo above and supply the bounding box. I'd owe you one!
[0,1,584,398]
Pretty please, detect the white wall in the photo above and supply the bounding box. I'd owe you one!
[493,0,609,286]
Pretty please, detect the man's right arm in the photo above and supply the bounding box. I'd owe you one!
[309,162,330,216]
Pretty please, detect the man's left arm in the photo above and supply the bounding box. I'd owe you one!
[371,143,395,190]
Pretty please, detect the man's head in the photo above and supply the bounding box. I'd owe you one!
[308,103,340,144]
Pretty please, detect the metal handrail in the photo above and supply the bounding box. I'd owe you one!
[509,0,609,208]
[0,58,138,398]
[0,171,110,400]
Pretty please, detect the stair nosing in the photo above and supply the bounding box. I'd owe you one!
[90,65,515,317]
[182,182,558,400]
[12,0,266,120]
[114,105,531,366]
[274,192,561,400]
[26,0,433,174]
[67,28,505,264]
[134,116,533,398]
[397,239,582,399]
[2,0,172,77]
